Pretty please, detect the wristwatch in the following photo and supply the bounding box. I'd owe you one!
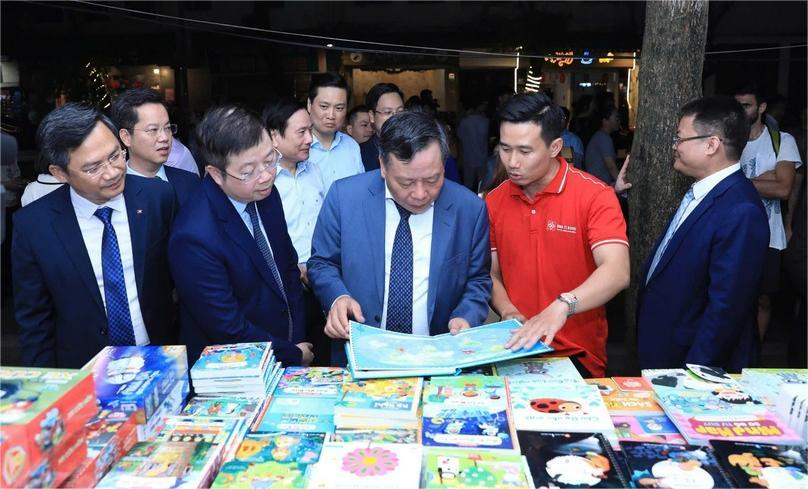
[556,293,578,317]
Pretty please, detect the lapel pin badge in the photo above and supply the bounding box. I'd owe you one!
[136,209,143,215]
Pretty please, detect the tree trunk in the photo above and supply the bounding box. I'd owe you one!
[624,1,709,373]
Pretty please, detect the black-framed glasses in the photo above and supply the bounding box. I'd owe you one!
[132,124,178,138]
[672,134,721,147]
[222,147,282,183]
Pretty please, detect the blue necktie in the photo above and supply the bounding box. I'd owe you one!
[246,202,293,336]
[387,202,413,334]
[646,187,695,283]
[94,207,136,345]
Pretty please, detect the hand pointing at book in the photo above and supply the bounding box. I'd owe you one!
[325,295,365,339]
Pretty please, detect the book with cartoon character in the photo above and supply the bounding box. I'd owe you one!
[334,378,423,429]
[182,397,264,427]
[643,368,804,446]
[191,342,272,379]
[211,460,308,489]
[739,368,808,408]
[421,375,517,451]
[346,320,553,379]
[307,441,422,489]
[611,415,687,445]
[273,367,349,398]
[421,447,531,488]
[620,441,731,488]
[494,357,585,384]
[230,432,326,464]
[517,431,628,488]
[709,440,808,488]
[509,381,614,434]
[586,378,664,416]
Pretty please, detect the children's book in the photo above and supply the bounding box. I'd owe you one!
[333,428,419,444]
[421,375,517,450]
[346,319,553,379]
[334,378,422,428]
[517,431,629,488]
[612,415,687,445]
[421,447,531,488]
[231,432,326,464]
[644,368,804,446]
[494,356,585,384]
[273,367,348,398]
[211,460,308,489]
[306,441,422,489]
[709,440,808,488]
[740,368,808,407]
[182,397,263,426]
[190,342,271,379]
[254,412,335,434]
[509,381,614,434]
[586,378,664,415]
[620,441,731,489]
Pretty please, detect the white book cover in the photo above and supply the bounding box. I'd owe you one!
[306,441,422,489]
[509,381,614,433]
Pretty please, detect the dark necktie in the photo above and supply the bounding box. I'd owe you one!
[246,202,294,336]
[94,207,136,345]
[386,202,413,334]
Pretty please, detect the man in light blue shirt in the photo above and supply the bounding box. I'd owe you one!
[306,73,364,193]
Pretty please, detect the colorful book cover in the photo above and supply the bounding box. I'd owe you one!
[335,378,422,423]
[644,368,804,446]
[613,377,654,392]
[211,460,308,489]
[333,428,419,444]
[494,356,584,384]
[97,440,220,488]
[421,447,530,488]
[620,441,731,489]
[347,319,553,378]
[517,431,628,488]
[232,432,326,464]
[586,378,663,415]
[710,440,808,488]
[273,367,349,398]
[421,375,516,450]
[307,441,422,489]
[182,397,263,423]
[191,342,271,379]
[509,381,614,433]
[740,368,808,408]
[255,412,335,434]
[612,415,687,445]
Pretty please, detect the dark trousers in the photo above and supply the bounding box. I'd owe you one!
[303,288,330,367]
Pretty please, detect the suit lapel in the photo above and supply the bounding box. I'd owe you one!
[364,177,386,305]
[427,190,455,325]
[48,187,105,312]
[123,176,146,297]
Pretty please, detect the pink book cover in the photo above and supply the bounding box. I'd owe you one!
[613,377,653,392]
[671,411,805,446]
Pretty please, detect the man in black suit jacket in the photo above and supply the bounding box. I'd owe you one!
[111,88,199,206]
[13,103,176,368]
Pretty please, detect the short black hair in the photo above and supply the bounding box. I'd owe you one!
[36,103,118,170]
[497,93,564,145]
[365,83,404,111]
[680,96,750,162]
[378,111,448,165]
[195,105,267,173]
[308,72,350,103]
[347,105,370,126]
[110,88,165,131]
[262,98,307,137]
[732,83,765,105]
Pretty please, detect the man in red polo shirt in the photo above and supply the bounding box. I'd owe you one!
[487,93,630,377]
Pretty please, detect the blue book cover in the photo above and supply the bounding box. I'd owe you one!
[274,367,348,398]
[255,412,335,434]
[191,342,271,379]
[347,319,553,378]
[421,375,516,450]
[233,432,327,464]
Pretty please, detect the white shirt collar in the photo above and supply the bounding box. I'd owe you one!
[126,161,168,181]
[70,187,126,220]
[383,180,436,212]
[692,163,741,200]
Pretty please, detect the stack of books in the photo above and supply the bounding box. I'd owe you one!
[62,409,138,488]
[190,343,281,398]
[334,377,423,430]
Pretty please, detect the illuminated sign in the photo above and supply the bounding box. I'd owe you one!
[598,52,615,64]
[544,51,574,67]
[580,51,593,65]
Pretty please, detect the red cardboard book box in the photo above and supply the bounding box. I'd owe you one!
[0,367,97,487]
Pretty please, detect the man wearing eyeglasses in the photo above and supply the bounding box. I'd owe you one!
[12,103,177,367]
[359,83,405,172]
[637,96,769,371]
[111,88,200,206]
[168,105,312,367]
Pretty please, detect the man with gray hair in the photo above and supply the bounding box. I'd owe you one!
[308,111,492,366]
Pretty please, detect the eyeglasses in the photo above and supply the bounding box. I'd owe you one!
[222,147,283,183]
[672,134,721,147]
[81,148,127,177]
[374,107,405,117]
[131,124,178,138]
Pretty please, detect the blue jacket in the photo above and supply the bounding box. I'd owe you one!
[637,170,769,372]
[168,176,306,366]
[13,176,176,368]
[164,165,200,207]
[308,170,492,366]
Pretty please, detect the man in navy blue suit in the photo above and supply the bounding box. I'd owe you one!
[308,111,492,366]
[168,105,312,367]
[638,96,769,371]
[111,88,199,206]
[13,103,176,368]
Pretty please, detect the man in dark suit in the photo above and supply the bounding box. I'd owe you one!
[111,88,199,206]
[13,103,176,368]
[168,105,312,367]
[308,111,492,366]
[638,96,770,371]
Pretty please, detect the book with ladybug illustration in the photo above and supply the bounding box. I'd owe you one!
[509,381,614,434]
